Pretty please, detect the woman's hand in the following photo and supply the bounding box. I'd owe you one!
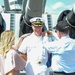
[20,33,31,40]
[14,33,31,50]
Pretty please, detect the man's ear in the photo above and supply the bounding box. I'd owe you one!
[58,31,62,38]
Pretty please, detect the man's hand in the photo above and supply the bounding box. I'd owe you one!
[42,30,52,37]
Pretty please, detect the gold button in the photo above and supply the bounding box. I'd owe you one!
[37,61,41,64]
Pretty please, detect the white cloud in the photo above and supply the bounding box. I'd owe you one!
[52,2,64,10]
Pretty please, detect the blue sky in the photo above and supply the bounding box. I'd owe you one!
[0,0,4,5]
[0,0,75,14]
[45,0,75,14]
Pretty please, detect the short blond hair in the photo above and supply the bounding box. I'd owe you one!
[0,30,15,57]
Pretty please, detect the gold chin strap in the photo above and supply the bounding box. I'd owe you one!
[32,21,44,26]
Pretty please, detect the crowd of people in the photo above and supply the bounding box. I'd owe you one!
[0,9,75,75]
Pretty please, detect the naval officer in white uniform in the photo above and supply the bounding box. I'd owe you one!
[18,17,57,75]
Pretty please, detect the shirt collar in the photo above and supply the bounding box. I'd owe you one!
[32,32,42,40]
[61,35,70,39]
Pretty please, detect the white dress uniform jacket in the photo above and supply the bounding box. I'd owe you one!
[18,32,50,75]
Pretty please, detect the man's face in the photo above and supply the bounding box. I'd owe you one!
[32,25,43,36]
